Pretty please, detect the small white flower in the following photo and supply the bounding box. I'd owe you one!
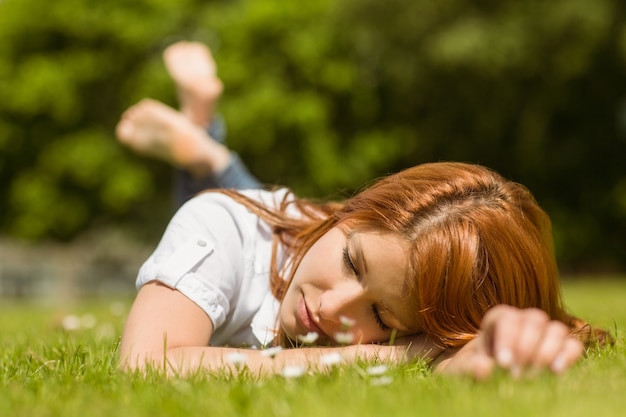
[339,315,356,329]
[333,331,354,345]
[297,332,319,344]
[260,346,283,358]
[319,352,343,366]
[80,314,97,329]
[95,323,116,340]
[61,315,81,331]
[109,301,125,316]
[370,376,394,386]
[365,364,389,376]
[225,352,248,366]
[281,365,306,379]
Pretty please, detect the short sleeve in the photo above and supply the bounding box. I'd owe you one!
[136,193,248,330]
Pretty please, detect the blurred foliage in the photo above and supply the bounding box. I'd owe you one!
[1,0,626,271]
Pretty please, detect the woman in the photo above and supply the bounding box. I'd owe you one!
[117,43,607,379]
[120,161,609,378]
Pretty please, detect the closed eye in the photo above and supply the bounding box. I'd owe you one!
[343,246,358,277]
[344,244,392,332]
[372,304,391,331]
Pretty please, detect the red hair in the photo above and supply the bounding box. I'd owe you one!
[217,162,609,347]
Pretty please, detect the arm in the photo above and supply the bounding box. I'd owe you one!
[120,282,442,376]
[432,305,585,379]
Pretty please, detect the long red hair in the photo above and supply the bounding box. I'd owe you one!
[217,162,609,347]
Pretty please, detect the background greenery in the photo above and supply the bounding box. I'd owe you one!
[1,0,626,271]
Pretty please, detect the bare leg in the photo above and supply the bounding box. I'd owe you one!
[116,41,261,204]
[115,99,230,177]
[163,41,224,127]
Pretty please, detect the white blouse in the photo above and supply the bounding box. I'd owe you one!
[136,189,292,347]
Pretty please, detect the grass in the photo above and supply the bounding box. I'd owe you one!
[1,277,625,417]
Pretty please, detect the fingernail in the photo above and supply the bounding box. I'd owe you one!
[551,354,566,373]
[496,348,513,367]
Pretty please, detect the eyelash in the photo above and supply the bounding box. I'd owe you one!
[343,246,390,332]
[343,246,358,276]
[372,305,390,331]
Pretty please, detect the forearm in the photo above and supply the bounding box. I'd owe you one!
[124,341,442,377]
[141,345,392,377]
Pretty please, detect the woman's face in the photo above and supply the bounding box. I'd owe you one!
[279,226,422,345]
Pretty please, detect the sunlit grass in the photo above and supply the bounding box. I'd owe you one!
[1,278,625,417]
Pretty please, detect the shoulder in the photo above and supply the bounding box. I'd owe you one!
[171,190,275,230]
[163,189,293,252]
[237,188,294,210]
[181,188,292,215]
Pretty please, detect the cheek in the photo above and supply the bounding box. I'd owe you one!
[277,294,296,337]
[293,254,322,286]
[301,234,337,270]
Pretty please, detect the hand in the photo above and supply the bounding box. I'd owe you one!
[434,305,584,379]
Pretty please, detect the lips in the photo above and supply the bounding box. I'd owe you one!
[298,296,325,337]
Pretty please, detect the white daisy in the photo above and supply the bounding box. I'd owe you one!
[297,332,319,344]
[281,366,306,379]
[333,331,354,344]
[339,315,356,329]
[319,352,343,366]
[370,376,394,386]
[225,352,248,366]
[260,346,283,358]
[61,315,81,331]
[365,364,389,376]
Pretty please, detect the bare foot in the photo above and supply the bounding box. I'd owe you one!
[116,99,230,176]
[163,41,224,127]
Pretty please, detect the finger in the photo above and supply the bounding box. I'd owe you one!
[529,320,570,370]
[470,352,497,380]
[463,336,497,380]
[509,308,551,371]
[438,347,497,380]
[433,337,495,379]
[481,305,521,369]
[550,338,584,374]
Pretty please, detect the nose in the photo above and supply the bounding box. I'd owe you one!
[318,281,363,325]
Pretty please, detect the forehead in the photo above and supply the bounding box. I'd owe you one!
[349,231,408,274]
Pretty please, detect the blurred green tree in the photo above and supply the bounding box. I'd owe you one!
[331,0,626,270]
[1,0,625,270]
[0,0,201,240]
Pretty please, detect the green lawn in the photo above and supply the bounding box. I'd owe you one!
[1,277,625,417]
